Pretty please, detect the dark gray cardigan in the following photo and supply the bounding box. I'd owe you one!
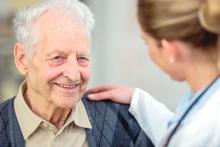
[0,95,154,147]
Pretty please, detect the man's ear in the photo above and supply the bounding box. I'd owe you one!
[14,43,28,75]
[160,39,179,63]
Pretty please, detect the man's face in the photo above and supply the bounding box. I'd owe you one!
[25,12,90,109]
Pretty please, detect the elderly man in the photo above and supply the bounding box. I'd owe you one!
[0,0,154,147]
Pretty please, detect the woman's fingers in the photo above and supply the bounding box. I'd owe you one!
[88,91,114,101]
[87,85,114,93]
[87,84,134,104]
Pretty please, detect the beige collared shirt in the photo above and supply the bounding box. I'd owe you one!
[14,81,92,147]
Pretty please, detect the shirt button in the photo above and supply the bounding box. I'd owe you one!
[55,137,59,142]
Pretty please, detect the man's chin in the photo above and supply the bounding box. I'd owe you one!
[56,97,80,110]
[57,103,74,110]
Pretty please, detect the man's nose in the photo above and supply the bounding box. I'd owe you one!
[63,57,80,81]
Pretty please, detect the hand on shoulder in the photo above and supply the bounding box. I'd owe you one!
[87,84,134,104]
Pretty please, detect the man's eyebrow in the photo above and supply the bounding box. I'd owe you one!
[78,51,90,55]
[77,52,91,58]
[46,48,67,54]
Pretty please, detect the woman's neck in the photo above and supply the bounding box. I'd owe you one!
[186,61,219,93]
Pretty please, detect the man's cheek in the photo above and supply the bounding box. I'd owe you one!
[42,68,62,80]
[81,69,90,82]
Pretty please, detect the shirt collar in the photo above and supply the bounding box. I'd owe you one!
[14,81,43,140]
[14,81,92,140]
[64,100,92,130]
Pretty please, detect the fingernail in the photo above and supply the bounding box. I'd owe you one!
[88,94,95,99]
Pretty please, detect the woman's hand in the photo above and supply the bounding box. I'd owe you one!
[87,84,134,104]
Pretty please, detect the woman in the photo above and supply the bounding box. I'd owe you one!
[88,0,220,146]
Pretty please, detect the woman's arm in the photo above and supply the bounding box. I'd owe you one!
[130,88,174,146]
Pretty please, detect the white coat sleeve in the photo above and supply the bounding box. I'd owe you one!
[129,88,174,146]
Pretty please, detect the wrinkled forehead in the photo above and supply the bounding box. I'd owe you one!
[35,8,85,30]
[28,8,90,58]
[33,8,88,44]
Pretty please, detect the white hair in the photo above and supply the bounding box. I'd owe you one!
[13,0,95,59]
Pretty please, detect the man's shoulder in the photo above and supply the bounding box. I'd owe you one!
[0,98,15,146]
[0,98,15,126]
[82,93,130,119]
[0,97,24,147]
[82,93,129,109]
[82,93,154,147]
[0,98,14,113]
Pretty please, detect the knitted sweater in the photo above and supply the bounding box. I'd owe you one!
[0,95,154,147]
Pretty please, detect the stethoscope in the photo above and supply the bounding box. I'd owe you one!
[164,75,220,147]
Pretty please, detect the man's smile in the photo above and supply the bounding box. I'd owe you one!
[54,83,80,89]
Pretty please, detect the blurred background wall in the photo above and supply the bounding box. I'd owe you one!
[0,0,188,111]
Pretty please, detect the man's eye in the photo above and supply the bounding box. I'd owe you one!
[51,55,63,60]
[77,57,90,66]
[78,57,89,62]
[48,55,65,66]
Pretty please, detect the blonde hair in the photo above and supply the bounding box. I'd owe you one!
[137,0,220,49]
